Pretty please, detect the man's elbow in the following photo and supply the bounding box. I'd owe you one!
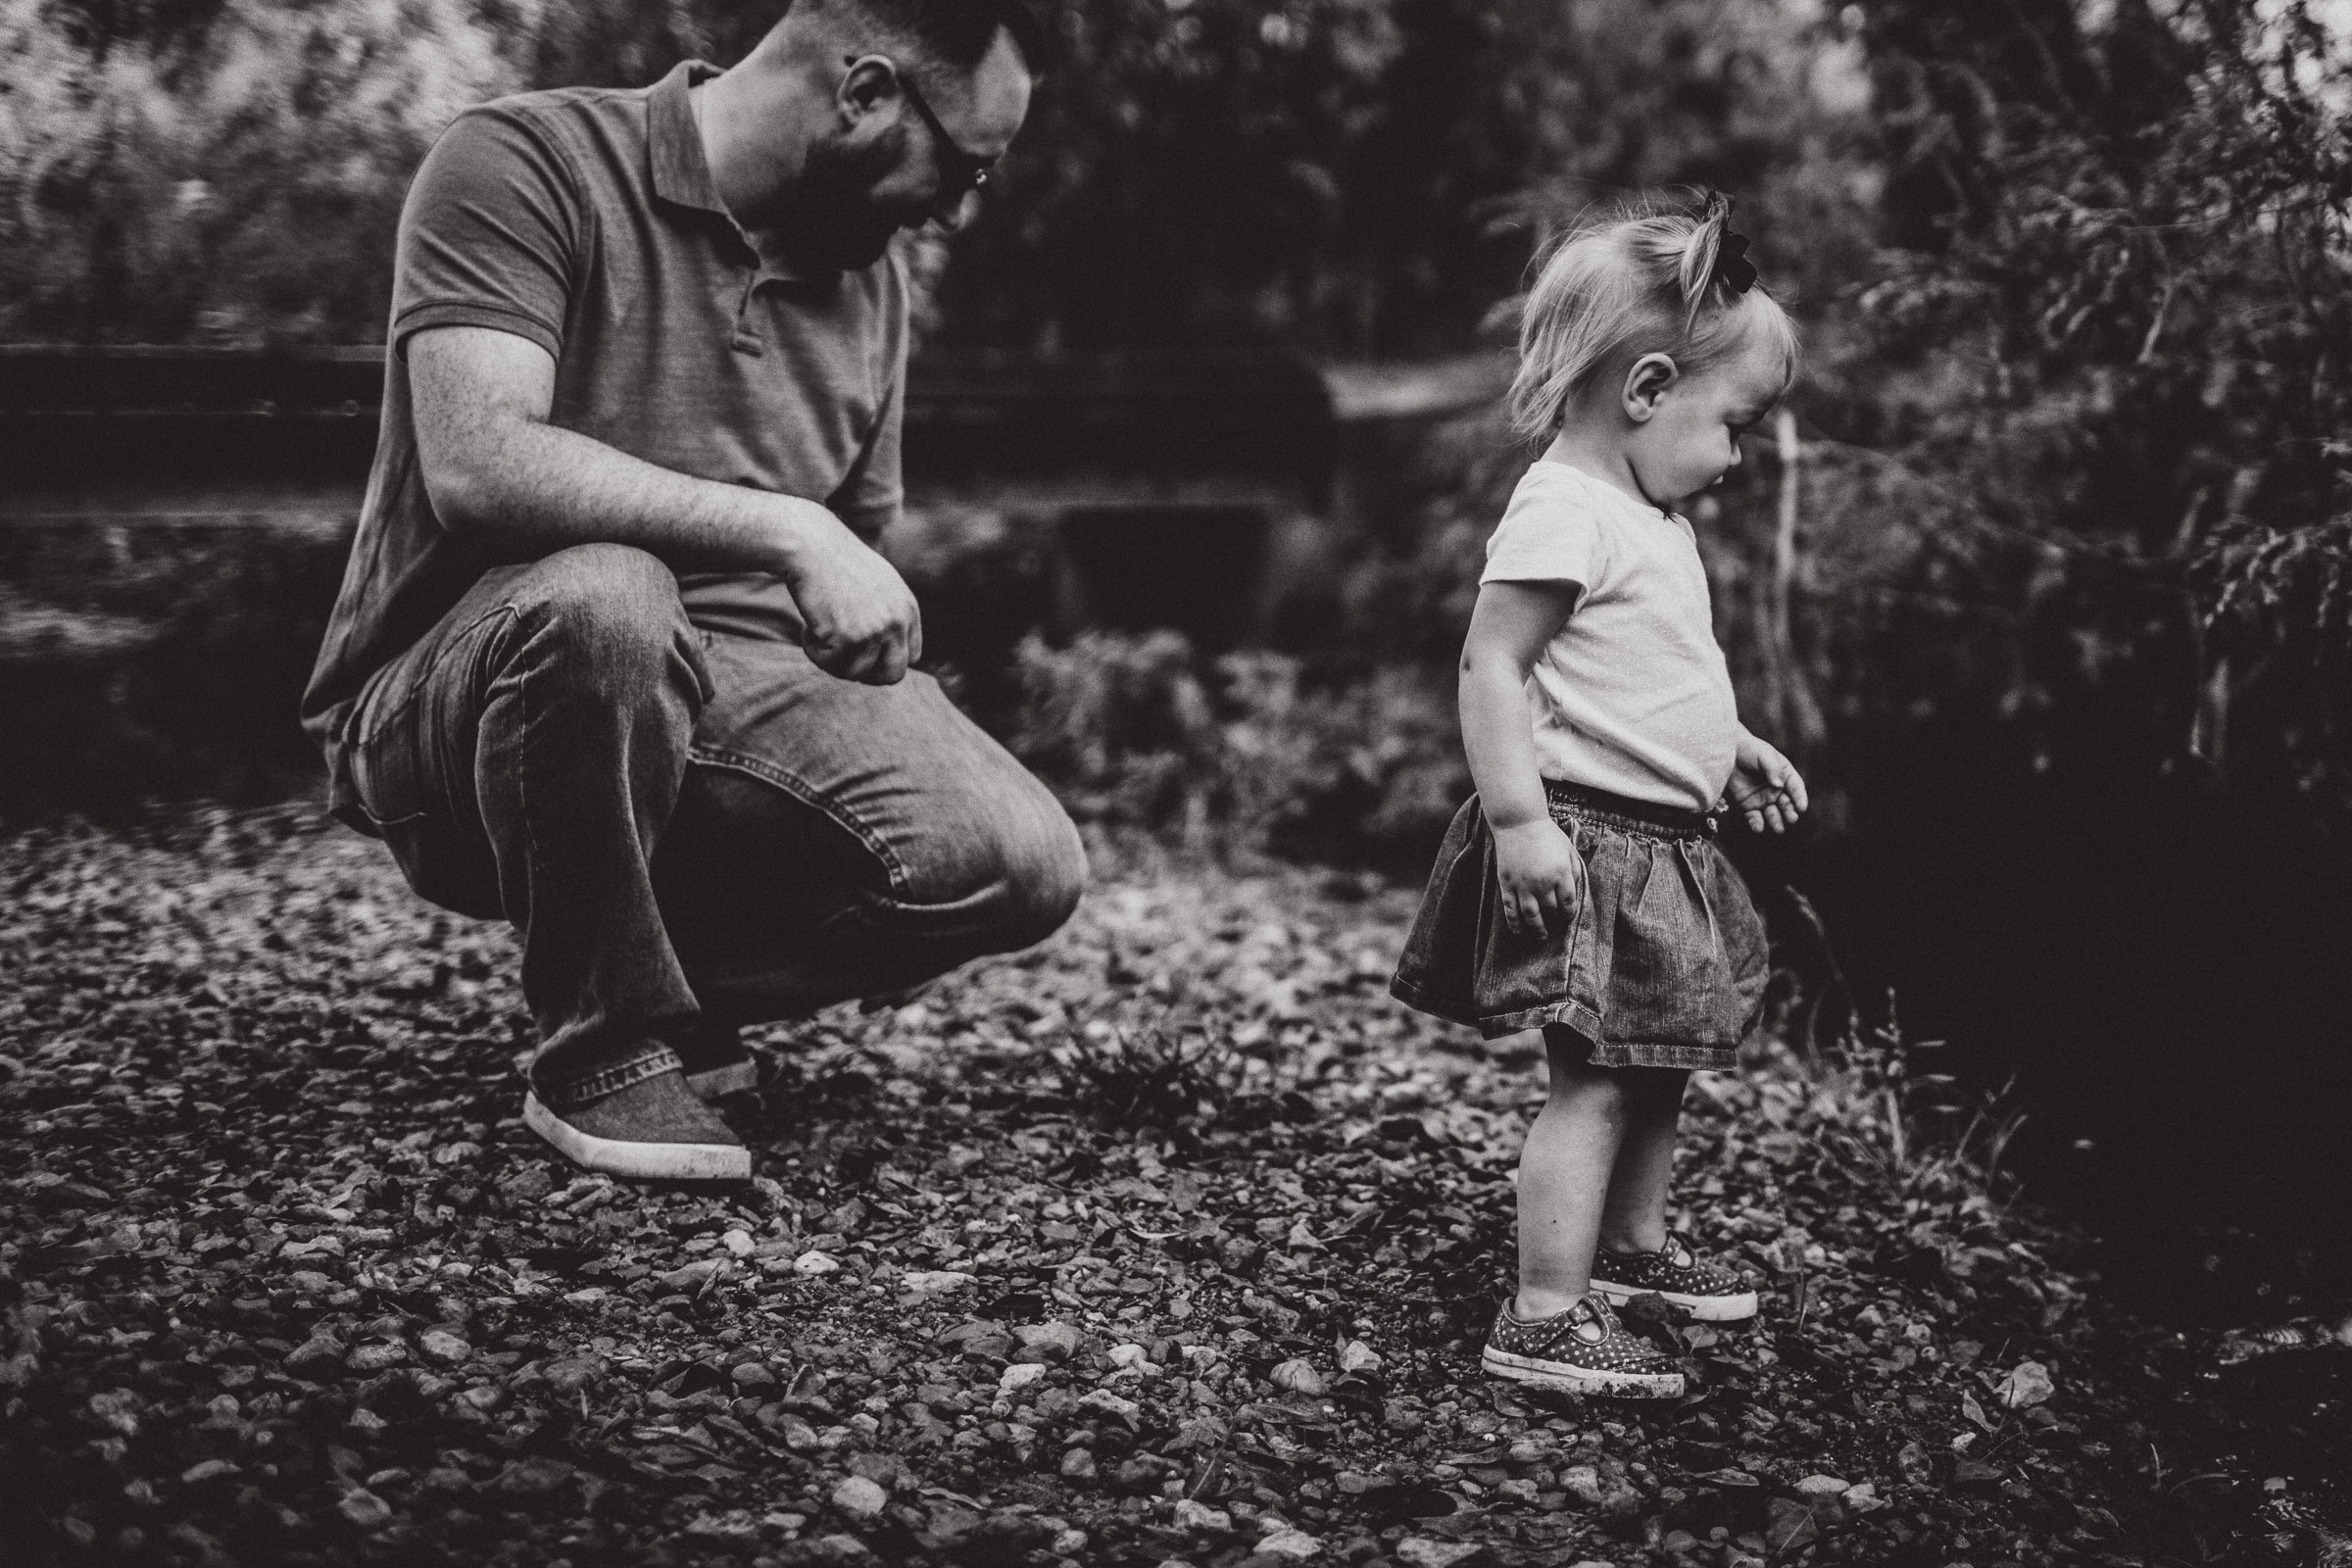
[418,442,508,540]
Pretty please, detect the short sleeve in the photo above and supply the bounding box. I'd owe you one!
[1481,472,1611,600]
[827,254,908,540]
[390,105,580,362]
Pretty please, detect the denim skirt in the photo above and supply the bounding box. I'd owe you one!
[1390,782,1769,1071]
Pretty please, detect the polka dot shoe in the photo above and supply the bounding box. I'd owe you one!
[1482,1296,1686,1398]
[1590,1231,1758,1322]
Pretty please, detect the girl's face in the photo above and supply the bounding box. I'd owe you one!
[1622,340,1787,511]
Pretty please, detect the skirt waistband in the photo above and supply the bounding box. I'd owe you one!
[1544,779,1718,839]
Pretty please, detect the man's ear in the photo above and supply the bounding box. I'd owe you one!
[837,54,900,128]
[1621,353,1679,422]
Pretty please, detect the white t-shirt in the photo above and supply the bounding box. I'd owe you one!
[1480,460,1742,812]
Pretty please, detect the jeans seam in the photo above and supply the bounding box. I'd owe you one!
[686,744,910,895]
[534,1044,684,1112]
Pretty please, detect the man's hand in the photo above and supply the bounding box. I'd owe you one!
[1728,730,1808,834]
[1492,817,1585,938]
[775,514,923,685]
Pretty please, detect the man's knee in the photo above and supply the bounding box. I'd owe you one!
[511,545,703,699]
[995,805,1087,947]
[897,775,1086,949]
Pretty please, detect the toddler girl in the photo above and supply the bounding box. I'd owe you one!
[1392,193,1807,1398]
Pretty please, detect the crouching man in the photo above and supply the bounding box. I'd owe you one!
[301,0,1083,1181]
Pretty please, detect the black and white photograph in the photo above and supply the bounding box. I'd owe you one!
[3,0,2349,1563]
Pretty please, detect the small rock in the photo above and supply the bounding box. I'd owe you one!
[338,1489,392,1528]
[686,1509,761,1543]
[491,1457,574,1498]
[1505,1439,1549,1465]
[1080,1388,1142,1426]
[900,1269,978,1302]
[179,1459,239,1485]
[779,1416,820,1451]
[794,1250,841,1277]
[1050,1526,1089,1555]
[1396,1540,1485,1568]
[1766,1496,1820,1553]
[731,1361,777,1389]
[1015,1321,1082,1361]
[720,1228,756,1257]
[1794,1475,1849,1496]
[832,1476,889,1523]
[999,1362,1050,1395]
[284,1335,345,1375]
[1557,1465,1606,1506]
[416,1330,470,1367]
[1999,1359,2057,1409]
[657,1258,723,1292]
[543,1356,605,1395]
[1172,1497,1232,1534]
[286,1270,338,1297]
[1268,1358,1327,1396]
[1258,1527,1323,1560]
[1106,1342,1152,1370]
[1339,1340,1382,1375]
[1059,1446,1098,1480]
[344,1341,407,1374]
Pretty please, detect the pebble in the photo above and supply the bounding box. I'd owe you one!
[416,1330,470,1367]
[283,1335,345,1374]
[1258,1527,1322,1560]
[1339,1340,1382,1374]
[1269,1358,1327,1396]
[1080,1388,1142,1425]
[1058,1447,1097,1480]
[999,1362,1051,1395]
[1016,1321,1082,1361]
[720,1228,755,1257]
[337,1489,392,1528]
[1396,1540,1483,1568]
[831,1475,889,1523]
[795,1250,842,1276]
[344,1341,407,1374]
[1794,1474,1850,1496]
[1172,1497,1231,1534]
[899,1269,978,1301]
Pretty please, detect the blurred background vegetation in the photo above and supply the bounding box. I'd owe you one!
[5,0,2351,1230]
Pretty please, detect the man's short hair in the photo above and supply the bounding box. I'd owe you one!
[822,0,1049,75]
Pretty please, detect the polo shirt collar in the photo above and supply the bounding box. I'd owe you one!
[650,59,727,214]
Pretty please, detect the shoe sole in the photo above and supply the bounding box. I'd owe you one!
[683,1059,760,1100]
[1590,1279,1759,1322]
[1482,1346,1685,1399]
[522,1093,751,1182]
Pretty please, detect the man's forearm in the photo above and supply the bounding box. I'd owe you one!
[432,414,842,578]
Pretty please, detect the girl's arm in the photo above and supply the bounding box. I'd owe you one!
[1460,581,1583,935]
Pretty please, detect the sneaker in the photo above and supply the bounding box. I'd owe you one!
[1482,1296,1686,1398]
[1590,1232,1758,1322]
[676,1022,760,1101]
[523,1069,751,1182]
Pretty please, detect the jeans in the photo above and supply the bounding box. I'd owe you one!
[330,543,1087,1111]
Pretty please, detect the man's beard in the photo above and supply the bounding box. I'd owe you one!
[786,122,919,273]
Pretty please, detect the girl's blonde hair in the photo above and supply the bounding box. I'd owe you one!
[1507,190,1798,445]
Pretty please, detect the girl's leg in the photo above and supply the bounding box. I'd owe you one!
[1597,1068,1690,1254]
[1514,1027,1631,1320]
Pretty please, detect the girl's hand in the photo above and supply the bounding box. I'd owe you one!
[1728,731,1809,834]
[1492,817,1585,937]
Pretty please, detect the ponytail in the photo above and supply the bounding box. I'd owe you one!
[1506,188,1792,446]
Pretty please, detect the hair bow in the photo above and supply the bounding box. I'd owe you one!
[1712,230,1757,295]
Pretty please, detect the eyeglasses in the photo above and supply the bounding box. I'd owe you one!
[849,55,995,200]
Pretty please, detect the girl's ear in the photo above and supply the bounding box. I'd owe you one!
[1622,354,1678,422]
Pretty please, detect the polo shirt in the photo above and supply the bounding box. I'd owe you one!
[302,59,908,754]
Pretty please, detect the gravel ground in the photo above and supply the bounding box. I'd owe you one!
[0,802,2328,1566]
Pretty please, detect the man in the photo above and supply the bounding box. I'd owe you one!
[300,0,1084,1183]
